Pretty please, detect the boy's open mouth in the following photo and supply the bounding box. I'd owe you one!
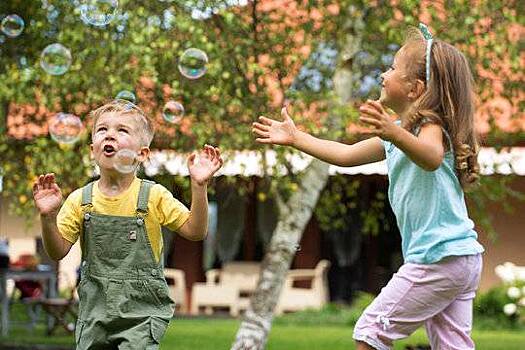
[103,144,117,156]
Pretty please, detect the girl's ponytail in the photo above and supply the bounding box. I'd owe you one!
[455,143,480,189]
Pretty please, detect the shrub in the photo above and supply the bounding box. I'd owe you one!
[474,283,525,329]
[274,292,374,326]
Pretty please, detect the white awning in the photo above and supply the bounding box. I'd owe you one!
[143,147,525,177]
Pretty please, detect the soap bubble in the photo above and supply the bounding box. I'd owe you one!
[162,100,184,124]
[178,48,208,80]
[49,113,83,145]
[40,43,72,76]
[80,0,119,27]
[115,90,136,103]
[1,14,25,38]
[113,149,138,174]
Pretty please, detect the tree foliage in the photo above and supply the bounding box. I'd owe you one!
[0,0,523,234]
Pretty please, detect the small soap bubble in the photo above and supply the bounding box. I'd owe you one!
[178,48,208,80]
[49,113,83,145]
[40,43,72,76]
[1,14,25,38]
[113,149,138,174]
[115,90,136,103]
[162,100,184,124]
[80,0,119,27]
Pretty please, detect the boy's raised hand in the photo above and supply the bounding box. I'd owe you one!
[252,103,297,146]
[187,145,223,186]
[32,173,63,216]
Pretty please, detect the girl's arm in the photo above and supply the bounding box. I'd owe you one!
[293,132,385,166]
[253,106,385,167]
[359,101,444,171]
[389,124,444,171]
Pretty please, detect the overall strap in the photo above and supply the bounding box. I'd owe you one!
[80,181,95,265]
[81,181,95,208]
[136,179,155,215]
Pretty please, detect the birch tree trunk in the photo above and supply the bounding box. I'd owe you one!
[231,6,364,350]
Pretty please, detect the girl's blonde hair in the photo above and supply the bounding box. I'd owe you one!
[402,27,480,189]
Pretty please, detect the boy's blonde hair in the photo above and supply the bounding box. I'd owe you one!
[89,99,155,147]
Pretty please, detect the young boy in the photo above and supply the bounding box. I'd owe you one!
[32,100,223,349]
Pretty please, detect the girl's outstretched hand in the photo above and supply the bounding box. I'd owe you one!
[359,100,399,142]
[252,104,297,146]
[187,145,223,186]
[32,173,63,216]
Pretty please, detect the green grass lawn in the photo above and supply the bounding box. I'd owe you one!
[3,318,525,350]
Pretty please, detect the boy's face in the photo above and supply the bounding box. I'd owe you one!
[90,112,150,172]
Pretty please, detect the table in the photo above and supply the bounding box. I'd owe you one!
[0,268,57,336]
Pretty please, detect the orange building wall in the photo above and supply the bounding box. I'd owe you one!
[475,177,525,291]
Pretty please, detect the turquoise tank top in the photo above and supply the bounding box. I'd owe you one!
[382,123,484,264]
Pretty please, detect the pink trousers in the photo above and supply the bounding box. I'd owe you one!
[353,254,482,350]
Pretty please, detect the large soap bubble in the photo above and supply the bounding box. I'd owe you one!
[80,0,119,27]
[162,101,184,124]
[178,48,208,80]
[115,90,136,103]
[40,43,72,76]
[113,149,138,174]
[49,113,83,145]
[1,14,25,38]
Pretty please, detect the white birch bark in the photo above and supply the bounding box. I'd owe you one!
[231,6,364,350]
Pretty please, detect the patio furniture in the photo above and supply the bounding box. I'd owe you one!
[190,261,261,316]
[0,268,57,336]
[25,271,78,335]
[191,283,240,316]
[275,260,331,315]
[164,268,188,314]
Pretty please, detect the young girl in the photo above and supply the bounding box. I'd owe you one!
[252,24,484,350]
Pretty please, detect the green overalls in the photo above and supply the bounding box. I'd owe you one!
[75,180,174,349]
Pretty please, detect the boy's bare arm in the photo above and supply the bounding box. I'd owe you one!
[40,214,73,260]
[32,173,73,260]
[178,182,208,241]
[178,145,223,241]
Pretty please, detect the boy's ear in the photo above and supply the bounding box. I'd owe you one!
[136,146,150,162]
[408,79,426,100]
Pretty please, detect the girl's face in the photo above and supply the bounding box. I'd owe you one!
[379,46,421,114]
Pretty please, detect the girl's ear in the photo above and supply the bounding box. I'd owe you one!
[408,79,426,100]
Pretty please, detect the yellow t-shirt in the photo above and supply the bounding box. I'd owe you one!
[57,177,190,262]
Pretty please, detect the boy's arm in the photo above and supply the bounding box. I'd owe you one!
[32,173,73,260]
[177,182,208,241]
[178,145,223,241]
[40,214,74,260]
